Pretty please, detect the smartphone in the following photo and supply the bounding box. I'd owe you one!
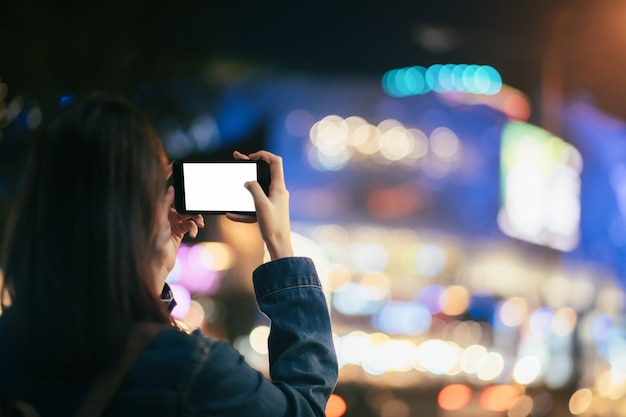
[172,160,270,214]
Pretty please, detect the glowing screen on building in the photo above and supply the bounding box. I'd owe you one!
[498,122,583,251]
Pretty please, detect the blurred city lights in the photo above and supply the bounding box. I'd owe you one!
[273,221,626,417]
[460,344,488,374]
[497,297,528,328]
[467,292,495,320]
[416,284,445,314]
[382,64,502,97]
[249,325,270,355]
[169,283,191,319]
[188,114,219,152]
[508,395,534,417]
[590,313,613,343]
[335,331,372,367]
[351,242,389,273]
[440,285,469,316]
[181,300,205,330]
[529,306,555,338]
[478,384,521,412]
[569,388,593,415]
[415,245,446,277]
[513,355,542,385]
[325,394,347,417]
[308,115,463,172]
[498,121,582,251]
[372,301,431,335]
[545,355,574,389]
[285,109,315,137]
[59,94,74,107]
[166,243,220,295]
[476,351,505,381]
[333,282,388,316]
[414,339,459,375]
[438,384,472,411]
[429,127,461,160]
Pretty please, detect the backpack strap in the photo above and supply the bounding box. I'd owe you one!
[73,322,171,417]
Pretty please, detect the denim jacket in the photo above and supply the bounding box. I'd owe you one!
[0,257,338,417]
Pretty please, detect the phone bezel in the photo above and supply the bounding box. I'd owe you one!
[172,160,271,215]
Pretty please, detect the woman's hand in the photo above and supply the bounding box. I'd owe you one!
[153,172,205,292]
[226,150,294,260]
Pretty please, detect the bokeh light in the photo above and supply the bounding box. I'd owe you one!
[169,283,191,319]
[285,109,315,137]
[332,282,388,316]
[479,384,520,412]
[414,339,459,375]
[507,395,534,417]
[499,122,582,251]
[416,284,445,314]
[372,301,431,335]
[569,388,593,415]
[383,64,503,97]
[166,243,221,295]
[460,344,488,374]
[513,355,542,385]
[440,285,469,316]
[438,384,472,411]
[325,394,347,417]
[497,297,528,328]
[476,351,505,381]
[249,325,270,355]
[415,244,446,277]
[308,114,465,174]
[467,292,495,320]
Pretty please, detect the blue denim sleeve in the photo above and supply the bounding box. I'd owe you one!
[185,257,338,417]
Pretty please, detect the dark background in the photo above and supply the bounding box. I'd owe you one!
[3,0,626,119]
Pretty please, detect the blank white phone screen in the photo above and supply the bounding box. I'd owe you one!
[183,163,257,212]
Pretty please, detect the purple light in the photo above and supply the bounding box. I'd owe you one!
[167,243,220,295]
[417,284,445,314]
[591,313,613,343]
[170,283,191,319]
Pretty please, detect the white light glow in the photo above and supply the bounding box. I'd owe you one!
[460,344,488,374]
[513,355,542,385]
[249,325,270,355]
[415,339,459,375]
[476,351,504,381]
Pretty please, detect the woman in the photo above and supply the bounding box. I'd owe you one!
[0,95,338,416]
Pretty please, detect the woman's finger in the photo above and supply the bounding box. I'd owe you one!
[247,150,285,189]
[190,213,205,229]
[233,150,251,160]
[185,219,199,238]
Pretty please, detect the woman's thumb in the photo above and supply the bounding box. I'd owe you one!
[245,181,266,204]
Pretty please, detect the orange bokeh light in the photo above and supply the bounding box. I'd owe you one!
[478,384,521,412]
[504,93,531,122]
[438,384,473,411]
[326,393,347,417]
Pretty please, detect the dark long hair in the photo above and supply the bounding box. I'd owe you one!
[1,95,171,377]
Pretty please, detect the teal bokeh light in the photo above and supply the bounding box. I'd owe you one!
[382,64,502,97]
